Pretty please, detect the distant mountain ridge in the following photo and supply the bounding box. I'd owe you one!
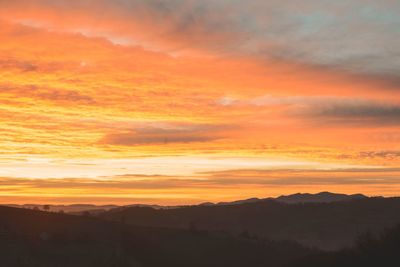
[215,197,264,206]
[275,192,367,204]
[4,192,372,213]
[4,204,118,213]
[201,192,369,206]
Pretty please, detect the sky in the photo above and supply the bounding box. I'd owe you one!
[0,0,399,204]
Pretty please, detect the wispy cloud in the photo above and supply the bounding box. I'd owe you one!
[1,0,399,82]
[0,0,399,204]
[0,84,95,104]
[1,166,399,204]
[101,123,230,145]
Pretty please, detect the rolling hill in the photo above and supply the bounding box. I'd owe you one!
[0,205,311,267]
[100,196,400,250]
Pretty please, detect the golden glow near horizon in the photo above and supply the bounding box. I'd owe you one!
[0,1,399,204]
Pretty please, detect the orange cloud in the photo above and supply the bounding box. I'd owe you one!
[1,167,399,204]
[0,2,398,204]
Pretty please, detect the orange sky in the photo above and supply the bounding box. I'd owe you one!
[0,0,399,204]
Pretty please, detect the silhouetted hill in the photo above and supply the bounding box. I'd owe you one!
[0,205,311,267]
[201,192,367,206]
[5,204,118,213]
[2,201,400,267]
[6,192,367,214]
[276,192,367,204]
[216,197,264,205]
[290,223,400,267]
[100,197,400,250]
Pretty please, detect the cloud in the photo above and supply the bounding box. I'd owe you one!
[1,0,399,83]
[0,0,399,202]
[358,150,400,160]
[1,166,399,203]
[35,88,95,104]
[201,167,400,186]
[1,166,400,191]
[0,59,38,72]
[0,84,95,104]
[310,101,400,126]
[217,95,400,126]
[101,123,230,146]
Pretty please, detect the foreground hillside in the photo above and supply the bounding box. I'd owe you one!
[0,206,310,267]
[293,223,400,267]
[1,203,399,267]
[100,197,400,250]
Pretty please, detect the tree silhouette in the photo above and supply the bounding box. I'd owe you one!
[189,221,198,233]
[83,211,90,217]
[240,230,251,239]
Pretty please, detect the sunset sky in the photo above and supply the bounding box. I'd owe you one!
[0,0,399,204]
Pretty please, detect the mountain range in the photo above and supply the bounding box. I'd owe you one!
[99,193,399,250]
[1,192,400,266]
[5,192,370,214]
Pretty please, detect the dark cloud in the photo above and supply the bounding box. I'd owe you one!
[310,102,400,126]
[358,150,400,160]
[101,124,229,146]
[228,95,400,126]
